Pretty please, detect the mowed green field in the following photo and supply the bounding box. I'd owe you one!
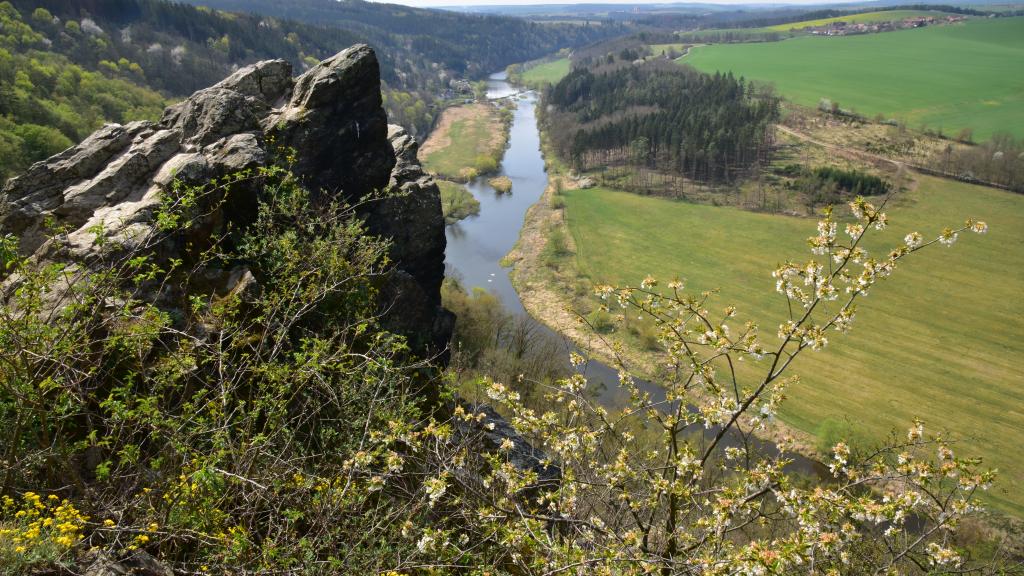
[521,58,571,87]
[561,176,1024,514]
[686,17,1024,140]
[765,9,953,31]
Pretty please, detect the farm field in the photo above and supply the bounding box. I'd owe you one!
[520,58,571,87]
[560,176,1024,515]
[685,17,1024,140]
[764,9,958,31]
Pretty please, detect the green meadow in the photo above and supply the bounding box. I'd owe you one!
[520,58,572,87]
[685,17,1024,140]
[560,176,1024,514]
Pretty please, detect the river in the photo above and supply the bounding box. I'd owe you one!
[442,72,828,478]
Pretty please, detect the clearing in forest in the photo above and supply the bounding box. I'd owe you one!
[520,58,572,87]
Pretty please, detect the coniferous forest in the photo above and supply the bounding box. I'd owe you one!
[543,59,779,183]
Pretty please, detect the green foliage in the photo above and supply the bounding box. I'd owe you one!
[787,165,891,210]
[437,179,479,224]
[0,164,442,572]
[441,277,567,399]
[2,0,621,141]
[473,154,498,174]
[175,0,624,78]
[541,224,571,267]
[0,11,166,182]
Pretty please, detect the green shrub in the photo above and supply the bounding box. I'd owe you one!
[438,179,480,224]
[586,308,615,333]
[473,154,498,174]
[488,175,512,194]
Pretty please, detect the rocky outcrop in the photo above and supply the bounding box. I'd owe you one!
[0,44,450,355]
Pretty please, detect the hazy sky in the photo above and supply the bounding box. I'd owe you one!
[372,0,849,7]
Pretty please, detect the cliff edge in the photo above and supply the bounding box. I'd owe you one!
[0,44,451,355]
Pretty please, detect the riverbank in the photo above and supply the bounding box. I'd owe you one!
[505,131,823,458]
[509,105,1024,527]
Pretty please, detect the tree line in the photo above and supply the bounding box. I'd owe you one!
[175,0,626,80]
[542,59,779,184]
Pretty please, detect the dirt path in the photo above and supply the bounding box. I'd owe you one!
[778,124,1013,191]
[777,124,904,170]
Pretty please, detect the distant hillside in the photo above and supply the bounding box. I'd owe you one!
[176,0,626,78]
[0,3,168,182]
[0,0,625,183]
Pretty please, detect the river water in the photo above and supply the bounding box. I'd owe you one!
[443,72,828,478]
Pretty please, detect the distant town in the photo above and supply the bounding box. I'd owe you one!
[804,14,968,36]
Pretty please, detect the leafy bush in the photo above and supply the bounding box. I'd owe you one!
[0,165,442,572]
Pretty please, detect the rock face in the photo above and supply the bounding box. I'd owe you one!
[0,44,450,355]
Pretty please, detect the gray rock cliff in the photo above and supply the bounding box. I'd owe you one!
[0,44,451,355]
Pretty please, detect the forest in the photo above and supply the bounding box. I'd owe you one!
[0,0,619,183]
[543,57,779,183]
[175,0,626,78]
[0,4,166,181]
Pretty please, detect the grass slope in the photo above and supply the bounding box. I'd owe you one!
[765,10,955,31]
[685,17,1024,140]
[521,58,572,87]
[561,176,1024,515]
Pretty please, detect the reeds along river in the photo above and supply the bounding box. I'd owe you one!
[442,72,829,480]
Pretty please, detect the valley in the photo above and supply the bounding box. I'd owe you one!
[2,0,1023,572]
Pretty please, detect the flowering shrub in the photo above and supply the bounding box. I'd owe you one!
[428,194,1000,573]
[0,493,87,573]
[0,157,1007,574]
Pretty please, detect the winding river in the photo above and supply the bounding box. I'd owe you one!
[443,73,631,401]
[443,72,828,478]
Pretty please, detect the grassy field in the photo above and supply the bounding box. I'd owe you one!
[560,176,1024,514]
[520,58,571,87]
[685,17,1024,140]
[420,104,505,179]
[765,9,956,31]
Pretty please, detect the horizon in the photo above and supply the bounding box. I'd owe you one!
[367,0,863,9]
